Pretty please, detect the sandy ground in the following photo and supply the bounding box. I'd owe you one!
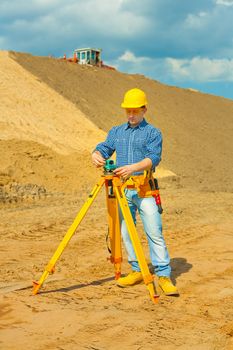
[0,51,233,349]
[0,180,233,350]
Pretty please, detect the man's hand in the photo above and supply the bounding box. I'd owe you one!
[113,158,152,178]
[92,151,105,167]
[114,165,136,178]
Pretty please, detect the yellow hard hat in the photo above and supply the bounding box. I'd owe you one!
[121,88,148,108]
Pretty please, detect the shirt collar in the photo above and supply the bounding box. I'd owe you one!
[124,118,148,130]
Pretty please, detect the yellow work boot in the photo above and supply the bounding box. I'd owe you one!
[158,277,179,296]
[117,271,143,288]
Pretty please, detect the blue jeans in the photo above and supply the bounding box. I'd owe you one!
[119,189,171,277]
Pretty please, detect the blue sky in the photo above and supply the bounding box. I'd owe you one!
[1,0,233,100]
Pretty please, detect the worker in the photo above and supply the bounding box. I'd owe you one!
[91,88,179,296]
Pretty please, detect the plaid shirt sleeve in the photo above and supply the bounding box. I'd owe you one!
[145,129,162,168]
[95,127,116,159]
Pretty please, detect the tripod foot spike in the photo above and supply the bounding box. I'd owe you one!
[32,281,41,295]
[152,295,160,304]
[115,272,121,280]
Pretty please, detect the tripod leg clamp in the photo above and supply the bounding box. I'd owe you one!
[107,256,122,264]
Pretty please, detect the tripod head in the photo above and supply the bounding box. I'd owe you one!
[104,159,116,175]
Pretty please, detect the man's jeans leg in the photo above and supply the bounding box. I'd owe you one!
[137,195,171,277]
[119,190,140,272]
[120,189,171,277]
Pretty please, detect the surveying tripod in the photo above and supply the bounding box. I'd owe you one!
[33,160,161,304]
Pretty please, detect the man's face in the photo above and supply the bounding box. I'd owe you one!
[125,107,146,127]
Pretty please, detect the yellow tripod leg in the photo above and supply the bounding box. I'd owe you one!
[113,178,159,304]
[33,176,105,295]
[105,180,122,279]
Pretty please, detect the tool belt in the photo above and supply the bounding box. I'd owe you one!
[124,171,163,213]
[124,171,155,196]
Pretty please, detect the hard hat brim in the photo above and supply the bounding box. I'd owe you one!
[121,102,147,108]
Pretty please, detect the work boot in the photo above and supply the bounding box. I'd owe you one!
[158,277,179,296]
[117,271,143,288]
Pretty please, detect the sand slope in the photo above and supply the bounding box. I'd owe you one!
[0,51,232,350]
[0,50,108,196]
[0,51,174,196]
[0,51,106,155]
[12,51,233,191]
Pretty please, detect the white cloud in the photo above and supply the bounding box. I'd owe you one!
[111,51,233,84]
[53,0,149,38]
[110,51,168,81]
[0,0,151,57]
[216,0,233,6]
[119,50,150,64]
[1,0,233,93]
[0,0,61,17]
[166,57,233,82]
[1,0,233,60]
[185,11,209,28]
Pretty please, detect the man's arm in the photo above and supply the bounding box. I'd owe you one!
[92,127,116,167]
[144,129,162,168]
[114,158,152,178]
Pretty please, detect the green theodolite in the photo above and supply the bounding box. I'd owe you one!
[104,159,116,174]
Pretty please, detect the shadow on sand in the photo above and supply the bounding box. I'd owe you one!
[38,257,192,295]
[39,275,115,294]
[170,257,193,284]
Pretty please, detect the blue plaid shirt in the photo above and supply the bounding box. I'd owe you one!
[95,118,162,175]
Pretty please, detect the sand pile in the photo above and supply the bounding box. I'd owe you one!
[0,51,109,198]
[12,51,233,192]
[0,51,232,350]
[0,51,106,155]
[0,51,176,200]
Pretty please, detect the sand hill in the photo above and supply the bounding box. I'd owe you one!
[0,51,233,350]
[11,50,233,192]
[0,51,175,198]
[0,51,107,196]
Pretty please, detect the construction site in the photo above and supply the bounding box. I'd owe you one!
[0,50,233,350]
